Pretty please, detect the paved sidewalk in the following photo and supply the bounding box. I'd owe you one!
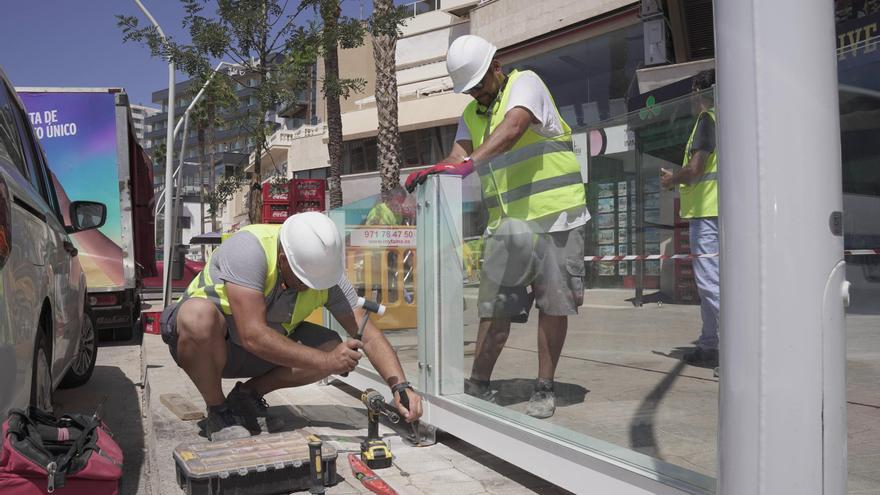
[141,332,571,495]
[53,342,151,495]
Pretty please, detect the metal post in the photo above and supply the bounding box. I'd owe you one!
[716,1,846,493]
[134,0,176,307]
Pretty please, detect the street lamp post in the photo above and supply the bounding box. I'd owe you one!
[160,62,237,304]
[133,0,176,307]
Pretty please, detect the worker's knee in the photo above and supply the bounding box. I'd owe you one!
[176,299,226,344]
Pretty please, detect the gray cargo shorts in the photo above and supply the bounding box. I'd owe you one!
[160,301,342,378]
[478,225,585,320]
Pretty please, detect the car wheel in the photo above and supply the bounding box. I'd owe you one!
[59,309,97,389]
[30,330,53,412]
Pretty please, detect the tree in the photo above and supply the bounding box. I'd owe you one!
[187,75,237,232]
[119,0,314,224]
[370,0,407,195]
[293,0,367,209]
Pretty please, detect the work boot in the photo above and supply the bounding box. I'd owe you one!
[464,378,498,403]
[525,379,556,419]
[205,402,251,441]
[226,382,268,434]
[682,347,719,368]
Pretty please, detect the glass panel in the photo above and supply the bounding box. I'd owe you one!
[837,7,880,492]
[328,189,419,383]
[507,23,644,128]
[434,85,717,489]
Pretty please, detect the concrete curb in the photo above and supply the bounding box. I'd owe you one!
[139,339,162,495]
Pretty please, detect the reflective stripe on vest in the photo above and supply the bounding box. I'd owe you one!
[679,109,718,219]
[462,70,586,231]
[180,224,329,335]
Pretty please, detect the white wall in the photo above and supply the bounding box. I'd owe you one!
[471,0,635,49]
[287,132,330,175]
[397,16,470,69]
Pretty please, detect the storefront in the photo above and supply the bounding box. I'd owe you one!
[323,2,875,493]
[837,5,880,309]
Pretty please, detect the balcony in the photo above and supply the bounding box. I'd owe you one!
[439,0,481,15]
[401,0,439,17]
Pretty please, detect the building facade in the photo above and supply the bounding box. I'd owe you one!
[129,103,159,149]
[147,63,318,249]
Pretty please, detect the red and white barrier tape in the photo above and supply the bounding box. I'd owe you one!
[585,249,880,262]
[585,254,716,262]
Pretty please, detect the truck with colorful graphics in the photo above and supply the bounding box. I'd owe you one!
[16,88,157,342]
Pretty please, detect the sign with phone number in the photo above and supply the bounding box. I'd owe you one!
[349,227,416,248]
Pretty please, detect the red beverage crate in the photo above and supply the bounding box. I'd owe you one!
[262,181,290,203]
[143,311,162,335]
[262,203,291,223]
[289,179,326,213]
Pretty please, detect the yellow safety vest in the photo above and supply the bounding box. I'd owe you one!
[462,70,586,231]
[180,224,329,335]
[365,202,401,225]
[679,109,718,219]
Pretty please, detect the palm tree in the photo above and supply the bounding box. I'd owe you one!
[371,0,403,194]
[320,0,345,209]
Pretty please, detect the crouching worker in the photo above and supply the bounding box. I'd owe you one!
[159,212,423,441]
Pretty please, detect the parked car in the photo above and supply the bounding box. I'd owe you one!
[0,65,107,416]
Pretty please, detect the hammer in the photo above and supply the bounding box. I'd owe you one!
[355,297,386,341]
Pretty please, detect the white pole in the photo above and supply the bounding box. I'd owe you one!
[134,0,177,307]
[716,1,847,493]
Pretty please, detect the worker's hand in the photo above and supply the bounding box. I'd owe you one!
[323,339,363,375]
[660,168,675,190]
[404,159,475,193]
[394,388,423,423]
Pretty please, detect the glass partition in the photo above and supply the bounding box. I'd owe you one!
[330,66,878,492]
[327,192,421,383]
[435,89,718,490]
[838,20,880,491]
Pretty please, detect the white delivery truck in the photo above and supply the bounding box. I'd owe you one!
[17,88,157,342]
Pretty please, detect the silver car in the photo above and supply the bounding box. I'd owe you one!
[0,66,106,416]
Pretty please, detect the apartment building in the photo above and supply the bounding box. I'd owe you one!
[129,103,160,148]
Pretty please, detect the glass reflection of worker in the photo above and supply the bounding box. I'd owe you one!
[364,186,414,304]
[660,70,719,370]
[365,186,408,226]
[405,35,589,418]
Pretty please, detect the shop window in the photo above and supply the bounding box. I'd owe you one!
[507,23,644,128]
[402,132,420,166]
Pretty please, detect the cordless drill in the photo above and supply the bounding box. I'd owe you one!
[360,388,399,469]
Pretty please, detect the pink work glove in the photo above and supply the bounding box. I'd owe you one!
[404,159,475,193]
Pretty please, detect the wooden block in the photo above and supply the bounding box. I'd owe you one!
[160,393,205,421]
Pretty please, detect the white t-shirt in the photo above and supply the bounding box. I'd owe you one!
[455,71,590,233]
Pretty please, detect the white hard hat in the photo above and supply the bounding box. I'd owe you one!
[279,212,344,290]
[446,35,497,94]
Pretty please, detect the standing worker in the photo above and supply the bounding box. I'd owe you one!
[660,70,720,370]
[406,35,588,419]
[159,212,423,440]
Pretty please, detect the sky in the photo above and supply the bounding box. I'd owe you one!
[0,0,385,107]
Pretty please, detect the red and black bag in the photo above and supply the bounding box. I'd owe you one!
[0,407,123,494]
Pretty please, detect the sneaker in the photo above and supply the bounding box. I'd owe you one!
[226,382,268,434]
[682,347,719,367]
[464,378,498,403]
[205,403,251,441]
[525,380,556,419]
